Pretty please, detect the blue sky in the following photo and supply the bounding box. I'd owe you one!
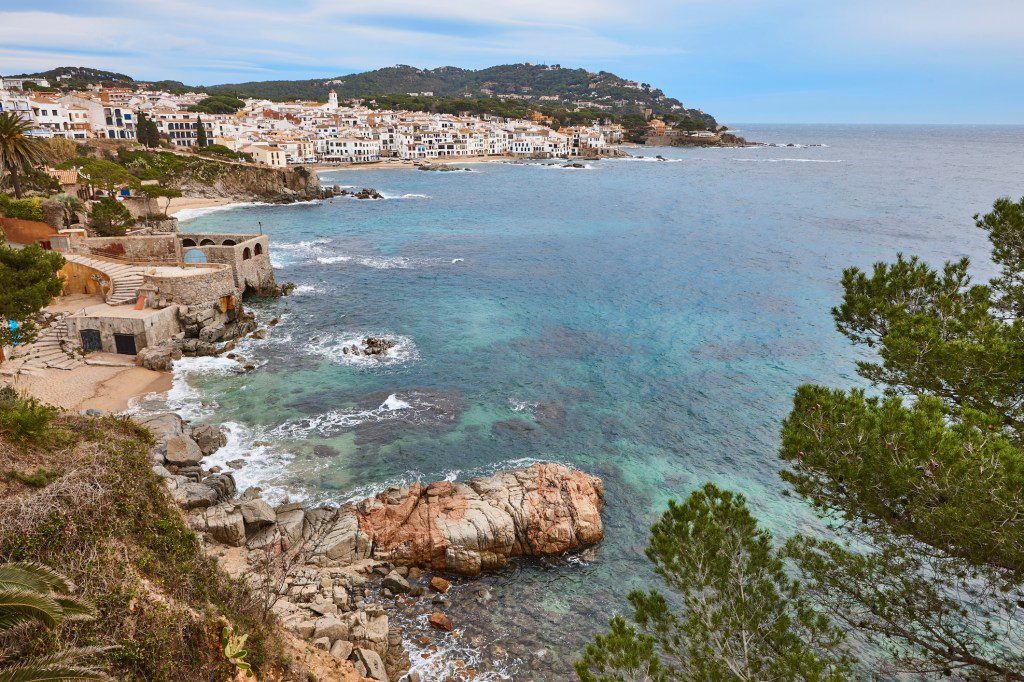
[1,0,1022,123]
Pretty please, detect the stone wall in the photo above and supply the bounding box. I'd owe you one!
[83,235,181,262]
[144,265,237,307]
[180,233,276,294]
[66,305,181,355]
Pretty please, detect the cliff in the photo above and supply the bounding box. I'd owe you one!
[0,393,358,680]
[171,162,322,202]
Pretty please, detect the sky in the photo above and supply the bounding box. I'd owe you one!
[1,0,1022,124]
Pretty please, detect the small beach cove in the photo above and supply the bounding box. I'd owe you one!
[109,125,1024,678]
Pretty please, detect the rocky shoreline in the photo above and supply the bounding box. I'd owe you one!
[134,403,604,681]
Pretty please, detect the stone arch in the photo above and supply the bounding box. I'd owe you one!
[181,237,197,247]
[200,238,215,246]
[254,242,263,256]
[222,239,236,246]
[183,248,207,264]
[242,247,252,260]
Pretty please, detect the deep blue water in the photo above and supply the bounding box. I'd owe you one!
[172,125,1024,679]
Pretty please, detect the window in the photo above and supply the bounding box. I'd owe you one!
[254,242,263,256]
[242,247,252,260]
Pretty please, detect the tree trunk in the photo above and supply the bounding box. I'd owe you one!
[6,160,23,199]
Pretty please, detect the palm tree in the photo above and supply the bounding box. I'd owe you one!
[0,112,47,199]
[0,562,111,681]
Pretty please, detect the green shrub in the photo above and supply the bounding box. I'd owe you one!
[0,386,58,445]
[6,467,61,487]
[0,194,45,221]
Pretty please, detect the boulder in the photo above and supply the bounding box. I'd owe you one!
[275,506,305,548]
[313,615,347,642]
[428,611,453,632]
[191,423,228,455]
[240,498,276,530]
[353,648,389,681]
[381,570,410,594]
[196,504,246,546]
[164,435,203,466]
[136,341,181,371]
[330,639,353,660]
[136,412,186,443]
[246,525,281,552]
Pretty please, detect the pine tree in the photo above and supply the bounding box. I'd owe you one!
[194,115,208,148]
[576,484,852,682]
[0,243,65,347]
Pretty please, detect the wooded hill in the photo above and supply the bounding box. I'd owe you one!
[16,63,718,127]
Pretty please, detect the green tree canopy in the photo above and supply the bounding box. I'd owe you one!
[88,197,134,237]
[776,195,1024,678]
[576,484,852,682]
[0,243,64,347]
[188,95,245,114]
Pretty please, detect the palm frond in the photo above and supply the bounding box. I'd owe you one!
[0,645,114,682]
[0,590,63,630]
[0,564,71,595]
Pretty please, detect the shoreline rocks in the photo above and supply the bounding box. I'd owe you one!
[138,410,605,681]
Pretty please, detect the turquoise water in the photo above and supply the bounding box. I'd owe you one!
[173,125,1024,678]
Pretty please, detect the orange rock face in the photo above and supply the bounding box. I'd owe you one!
[348,463,604,575]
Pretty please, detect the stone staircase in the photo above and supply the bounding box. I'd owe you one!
[13,316,83,372]
[63,253,146,305]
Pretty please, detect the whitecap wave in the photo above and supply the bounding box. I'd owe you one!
[271,392,419,439]
[271,238,332,267]
[382,193,430,200]
[202,421,302,503]
[307,332,419,367]
[292,284,322,295]
[315,254,460,269]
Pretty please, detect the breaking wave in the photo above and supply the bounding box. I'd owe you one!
[271,391,425,440]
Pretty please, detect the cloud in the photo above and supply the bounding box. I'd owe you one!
[0,0,665,82]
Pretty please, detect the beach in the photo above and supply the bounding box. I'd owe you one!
[5,362,172,413]
[167,195,249,217]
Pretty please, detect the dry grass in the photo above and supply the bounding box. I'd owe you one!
[0,409,286,680]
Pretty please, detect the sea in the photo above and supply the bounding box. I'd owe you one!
[153,124,1024,679]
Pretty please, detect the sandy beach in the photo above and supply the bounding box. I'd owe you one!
[167,195,247,217]
[4,362,172,413]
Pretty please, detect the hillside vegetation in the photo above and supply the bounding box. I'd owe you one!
[0,389,280,679]
[17,63,718,127]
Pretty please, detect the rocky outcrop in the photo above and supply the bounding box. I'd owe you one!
[416,164,470,172]
[338,187,383,200]
[350,463,604,575]
[171,163,323,203]
[138,410,604,681]
[341,336,396,358]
